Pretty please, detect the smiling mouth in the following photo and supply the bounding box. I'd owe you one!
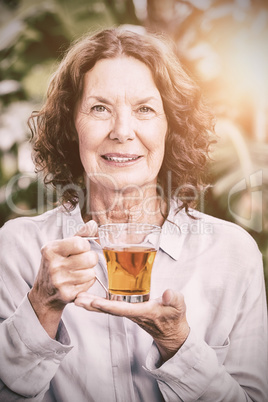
[101,154,141,163]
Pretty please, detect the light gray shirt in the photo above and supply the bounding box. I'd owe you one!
[0,204,267,401]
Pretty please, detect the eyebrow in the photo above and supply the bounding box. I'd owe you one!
[85,96,113,105]
[85,95,161,105]
[133,96,160,105]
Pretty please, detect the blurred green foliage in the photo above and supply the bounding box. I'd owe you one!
[0,0,268,297]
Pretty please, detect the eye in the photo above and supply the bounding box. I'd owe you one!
[91,105,108,113]
[138,106,154,113]
[90,104,111,119]
[135,105,156,120]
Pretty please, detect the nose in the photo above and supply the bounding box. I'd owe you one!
[109,110,135,143]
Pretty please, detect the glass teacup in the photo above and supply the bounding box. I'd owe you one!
[98,223,161,303]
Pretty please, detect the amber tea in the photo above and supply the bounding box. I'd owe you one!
[103,246,157,296]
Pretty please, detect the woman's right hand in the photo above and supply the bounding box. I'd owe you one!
[28,220,98,338]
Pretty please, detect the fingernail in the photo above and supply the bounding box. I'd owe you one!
[75,301,84,307]
[75,298,85,307]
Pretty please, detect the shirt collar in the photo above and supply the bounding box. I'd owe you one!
[159,202,183,261]
[60,201,184,260]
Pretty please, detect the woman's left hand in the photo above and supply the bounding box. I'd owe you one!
[75,289,190,362]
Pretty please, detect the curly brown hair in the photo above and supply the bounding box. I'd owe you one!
[29,28,215,215]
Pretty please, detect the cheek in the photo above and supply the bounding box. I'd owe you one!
[146,138,166,175]
[140,118,167,146]
[149,127,166,158]
[78,134,91,150]
[77,119,111,149]
[76,122,98,150]
[75,125,95,167]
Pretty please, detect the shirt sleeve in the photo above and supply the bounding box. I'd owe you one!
[0,219,73,400]
[144,251,268,402]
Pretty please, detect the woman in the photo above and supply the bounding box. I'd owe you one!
[0,28,267,401]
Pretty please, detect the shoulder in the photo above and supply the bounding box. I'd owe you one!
[172,208,262,272]
[195,210,259,251]
[179,207,259,242]
[0,206,66,244]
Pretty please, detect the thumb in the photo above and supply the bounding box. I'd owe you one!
[75,220,98,237]
[162,289,184,308]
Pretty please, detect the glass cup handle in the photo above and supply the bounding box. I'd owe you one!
[85,238,109,299]
[95,275,109,298]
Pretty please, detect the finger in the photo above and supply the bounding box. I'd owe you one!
[162,289,185,312]
[75,220,98,237]
[52,236,92,257]
[66,250,98,270]
[86,296,156,318]
[162,289,175,306]
[68,267,97,284]
[75,278,96,290]
[63,280,97,302]
[75,293,106,312]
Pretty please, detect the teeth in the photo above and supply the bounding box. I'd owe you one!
[105,156,138,162]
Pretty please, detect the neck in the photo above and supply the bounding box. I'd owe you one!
[81,181,166,226]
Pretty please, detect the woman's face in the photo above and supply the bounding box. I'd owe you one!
[74,56,168,194]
